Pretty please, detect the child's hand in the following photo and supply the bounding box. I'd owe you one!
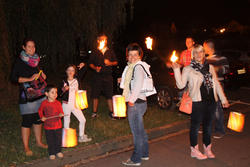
[59,113,64,117]
[63,85,69,92]
[41,117,47,122]
[78,63,85,70]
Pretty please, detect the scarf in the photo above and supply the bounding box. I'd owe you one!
[20,50,40,67]
[122,62,136,99]
[190,60,213,93]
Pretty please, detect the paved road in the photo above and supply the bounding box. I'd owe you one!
[79,88,250,167]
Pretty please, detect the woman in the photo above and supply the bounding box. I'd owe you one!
[120,43,150,166]
[11,39,47,156]
[172,44,229,160]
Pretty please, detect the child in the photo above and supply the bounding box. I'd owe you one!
[60,63,92,143]
[38,85,64,160]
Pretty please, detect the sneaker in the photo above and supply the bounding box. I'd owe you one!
[91,113,98,118]
[141,157,149,161]
[49,155,56,160]
[122,159,141,166]
[79,135,92,143]
[56,152,64,158]
[213,133,225,139]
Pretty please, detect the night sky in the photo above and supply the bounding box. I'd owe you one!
[133,0,250,29]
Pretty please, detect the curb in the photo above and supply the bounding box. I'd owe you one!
[19,120,190,167]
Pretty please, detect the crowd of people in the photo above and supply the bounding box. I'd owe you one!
[11,34,230,166]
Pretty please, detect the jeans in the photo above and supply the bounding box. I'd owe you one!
[190,101,216,147]
[45,128,62,156]
[127,102,148,163]
[214,100,225,134]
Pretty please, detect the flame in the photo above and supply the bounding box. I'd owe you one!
[145,37,153,50]
[170,50,178,62]
[98,40,106,51]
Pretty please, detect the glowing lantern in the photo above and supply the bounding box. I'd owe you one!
[75,90,88,110]
[170,50,178,63]
[227,112,245,132]
[112,95,126,117]
[145,37,153,50]
[98,39,106,51]
[62,128,78,147]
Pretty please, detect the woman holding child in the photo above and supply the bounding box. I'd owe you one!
[11,39,48,156]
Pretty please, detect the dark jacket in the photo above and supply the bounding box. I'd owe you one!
[59,66,87,102]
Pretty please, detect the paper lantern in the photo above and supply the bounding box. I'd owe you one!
[75,90,88,110]
[170,50,178,63]
[227,112,245,132]
[112,95,126,117]
[62,128,77,147]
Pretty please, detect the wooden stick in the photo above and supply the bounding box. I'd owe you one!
[38,114,69,121]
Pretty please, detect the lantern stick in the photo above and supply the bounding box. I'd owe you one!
[38,114,69,121]
[35,70,43,80]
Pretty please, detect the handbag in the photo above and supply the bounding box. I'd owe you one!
[179,91,192,114]
[22,73,47,102]
[131,64,157,97]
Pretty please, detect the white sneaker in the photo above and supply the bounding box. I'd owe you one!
[122,159,141,166]
[79,135,92,143]
[141,157,149,161]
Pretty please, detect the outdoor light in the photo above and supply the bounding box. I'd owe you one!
[227,112,245,132]
[75,90,88,110]
[112,95,126,117]
[220,28,226,33]
[145,37,153,50]
[62,128,78,147]
[170,50,178,63]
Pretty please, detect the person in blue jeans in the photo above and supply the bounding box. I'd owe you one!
[120,43,150,166]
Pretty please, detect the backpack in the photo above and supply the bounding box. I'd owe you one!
[131,64,157,97]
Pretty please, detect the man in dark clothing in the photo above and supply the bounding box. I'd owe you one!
[89,34,118,118]
[204,40,230,139]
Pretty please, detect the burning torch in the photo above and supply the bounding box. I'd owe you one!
[145,37,153,50]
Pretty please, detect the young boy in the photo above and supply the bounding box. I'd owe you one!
[38,85,64,160]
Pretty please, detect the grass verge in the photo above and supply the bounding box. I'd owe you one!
[0,97,187,167]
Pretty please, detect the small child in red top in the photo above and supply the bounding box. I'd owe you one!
[38,85,64,160]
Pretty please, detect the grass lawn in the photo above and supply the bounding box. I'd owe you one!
[0,97,187,167]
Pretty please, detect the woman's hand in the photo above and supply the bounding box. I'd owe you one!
[78,62,85,69]
[117,78,121,84]
[96,66,102,72]
[41,72,46,79]
[59,113,64,117]
[166,62,172,68]
[128,102,134,107]
[171,62,181,69]
[222,102,230,108]
[30,73,40,81]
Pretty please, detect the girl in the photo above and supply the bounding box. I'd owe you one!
[60,63,92,143]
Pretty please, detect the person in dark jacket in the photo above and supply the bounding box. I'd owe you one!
[88,34,118,119]
[11,38,47,156]
[59,63,92,143]
[203,40,230,139]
